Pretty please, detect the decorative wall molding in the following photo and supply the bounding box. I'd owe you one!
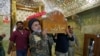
[43,0,100,17]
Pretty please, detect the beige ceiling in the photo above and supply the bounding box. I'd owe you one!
[17,0,100,17]
[17,0,43,8]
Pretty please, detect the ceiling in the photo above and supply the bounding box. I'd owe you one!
[17,0,100,17]
[0,0,10,15]
[17,0,43,8]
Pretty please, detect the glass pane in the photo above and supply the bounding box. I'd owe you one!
[88,38,95,56]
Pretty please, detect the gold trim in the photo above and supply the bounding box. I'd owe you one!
[11,0,44,30]
[11,0,17,32]
[16,4,44,12]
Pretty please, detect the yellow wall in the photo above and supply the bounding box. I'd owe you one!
[67,6,100,56]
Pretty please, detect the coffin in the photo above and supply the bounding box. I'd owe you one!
[42,10,67,33]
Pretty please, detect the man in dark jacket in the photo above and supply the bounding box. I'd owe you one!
[54,26,74,56]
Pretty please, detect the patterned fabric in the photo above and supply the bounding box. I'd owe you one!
[29,32,54,56]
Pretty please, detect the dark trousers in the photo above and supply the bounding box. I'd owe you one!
[16,49,27,56]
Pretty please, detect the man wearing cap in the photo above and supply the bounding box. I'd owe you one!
[28,18,54,56]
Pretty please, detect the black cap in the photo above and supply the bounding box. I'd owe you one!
[28,18,40,32]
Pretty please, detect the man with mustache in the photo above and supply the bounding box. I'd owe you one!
[8,21,30,56]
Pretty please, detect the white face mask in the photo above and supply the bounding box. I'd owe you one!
[31,21,41,33]
[33,29,41,33]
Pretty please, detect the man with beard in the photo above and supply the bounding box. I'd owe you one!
[28,18,54,56]
[8,21,30,56]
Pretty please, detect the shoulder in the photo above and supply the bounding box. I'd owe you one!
[57,33,66,36]
[24,30,30,34]
[12,31,18,34]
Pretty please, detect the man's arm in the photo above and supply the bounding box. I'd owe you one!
[0,33,6,38]
[66,28,74,41]
[7,41,14,54]
[7,32,16,54]
[47,34,54,46]
[52,34,57,43]
[74,35,79,47]
[68,35,74,41]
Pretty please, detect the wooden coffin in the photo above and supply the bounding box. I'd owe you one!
[42,10,67,33]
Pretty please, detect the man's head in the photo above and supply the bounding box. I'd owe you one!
[28,19,41,33]
[68,25,73,33]
[0,33,6,38]
[16,21,24,30]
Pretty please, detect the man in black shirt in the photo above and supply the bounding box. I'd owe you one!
[54,26,74,56]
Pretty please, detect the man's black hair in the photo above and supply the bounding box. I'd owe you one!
[68,25,71,28]
[16,21,23,25]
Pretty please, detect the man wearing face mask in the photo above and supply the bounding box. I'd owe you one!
[28,18,54,56]
[8,21,30,56]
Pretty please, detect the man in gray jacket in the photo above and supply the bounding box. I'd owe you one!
[68,26,79,56]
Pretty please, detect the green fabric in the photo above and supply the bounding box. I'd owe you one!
[29,32,54,56]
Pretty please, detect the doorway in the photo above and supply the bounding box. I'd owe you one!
[83,34,100,56]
